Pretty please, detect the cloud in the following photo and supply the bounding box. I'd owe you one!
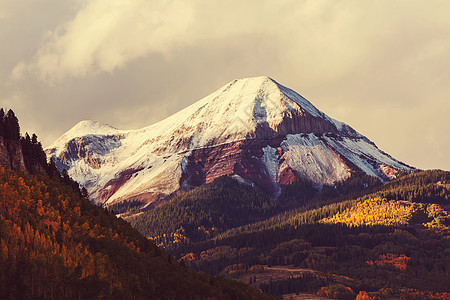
[13,0,194,82]
[12,0,381,83]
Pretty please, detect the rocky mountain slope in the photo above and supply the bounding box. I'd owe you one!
[46,76,412,207]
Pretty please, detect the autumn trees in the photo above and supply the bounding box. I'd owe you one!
[0,167,271,299]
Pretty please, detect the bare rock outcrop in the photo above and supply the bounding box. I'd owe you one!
[0,137,27,172]
[0,137,12,169]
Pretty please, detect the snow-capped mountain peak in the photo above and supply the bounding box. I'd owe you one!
[127,76,359,155]
[49,120,120,149]
[46,76,413,207]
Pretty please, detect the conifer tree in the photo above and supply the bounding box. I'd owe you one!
[0,108,5,137]
[4,109,20,141]
[31,133,38,145]
[46,158,60,178]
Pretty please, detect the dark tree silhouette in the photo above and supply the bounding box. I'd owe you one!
[4,109,20,141]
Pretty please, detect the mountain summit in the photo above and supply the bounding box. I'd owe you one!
[46,76,412,207]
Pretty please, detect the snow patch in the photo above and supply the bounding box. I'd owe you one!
[281,134,350,185]
[231,174,254,187]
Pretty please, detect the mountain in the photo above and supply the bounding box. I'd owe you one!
[0,111,271,299]
[46,76,412,207]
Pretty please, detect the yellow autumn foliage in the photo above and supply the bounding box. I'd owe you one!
[321,197,449,228]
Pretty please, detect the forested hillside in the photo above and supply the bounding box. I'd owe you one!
[130,171,383,248]
[0,165,274,299]
[140,170,449,299]
[130,176,280,247]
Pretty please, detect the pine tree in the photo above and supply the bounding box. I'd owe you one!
[4,109,20,141]
[0,108,5,137]
[31,133,38,145]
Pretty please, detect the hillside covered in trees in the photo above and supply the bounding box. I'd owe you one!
[0,167,273,299]
[130,176,280,247]
[0,109,271,299]
[132,170,450,299]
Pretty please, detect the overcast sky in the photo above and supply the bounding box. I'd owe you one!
[0,0,449,170]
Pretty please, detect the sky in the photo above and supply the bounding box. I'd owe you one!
[0,0,449,171]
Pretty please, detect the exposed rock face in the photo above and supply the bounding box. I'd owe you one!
[180,139,277,194]
[0,137,27,172]
[380,164,398,180]
[58,136,122,170]
[46,76,414,207]
[7,141,27,171]
[0,137,12,169]
[96,167,144,201]
[0,136,49,175]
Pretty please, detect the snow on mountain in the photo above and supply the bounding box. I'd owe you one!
[49,120,121,151]
[46,76,413,206]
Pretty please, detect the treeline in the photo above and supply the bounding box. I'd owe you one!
[216,169,450,240]
[130,176,279,246]
[278,170,382,208]
[368,170,449,204]
[202,170,449,245]
[109,199,144,215]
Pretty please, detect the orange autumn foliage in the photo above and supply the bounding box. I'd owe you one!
[367,253,411,272]
[0,167,270,299]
